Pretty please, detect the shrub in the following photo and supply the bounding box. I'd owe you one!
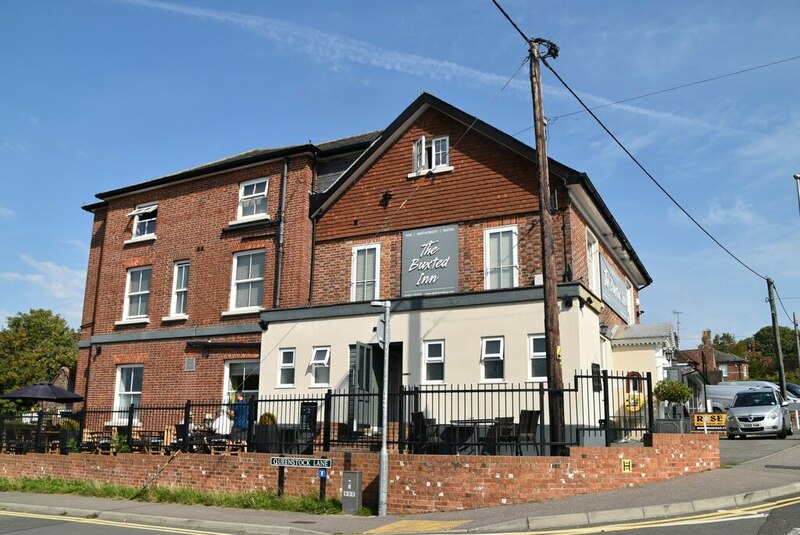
[653,379,692,405]
[258,412,277,425]
[60,418,80,432]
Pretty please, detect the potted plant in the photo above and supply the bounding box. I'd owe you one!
[653,379,693,433]
[58,418,81,455]
[253,412,280,453]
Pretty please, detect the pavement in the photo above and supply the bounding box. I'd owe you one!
[1,435,800,535]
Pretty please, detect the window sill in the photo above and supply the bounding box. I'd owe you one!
[275,385,295,389]
[480,379,506,384]
[228,215,270,227]
[407,165,454,180]
[124,235,157,246]
[309,384,330,389]
[114,318,149,327]
[162,314,188,322]
[221,307,262,317]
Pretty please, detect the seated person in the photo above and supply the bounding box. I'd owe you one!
[212,408,232,438]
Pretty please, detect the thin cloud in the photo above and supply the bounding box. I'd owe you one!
[0,254,86,301]
[117,0,707,130]
[704,198,763,227]
[0,207,15,219]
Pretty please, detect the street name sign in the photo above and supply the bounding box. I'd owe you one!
[270,457,332,469]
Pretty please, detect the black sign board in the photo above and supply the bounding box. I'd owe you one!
[591,363,603,393]
[300,401,318,431]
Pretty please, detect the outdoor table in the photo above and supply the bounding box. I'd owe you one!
[447,418,494,455]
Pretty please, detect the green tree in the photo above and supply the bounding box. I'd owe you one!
[751,325,798,376]
[711,332,738,354]
[0,309,78,411]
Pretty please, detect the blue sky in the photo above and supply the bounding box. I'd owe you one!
[1,0,798,348]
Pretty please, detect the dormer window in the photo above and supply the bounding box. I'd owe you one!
[127,202,157,241]
[237,178,269,221]
[409,135,453,178]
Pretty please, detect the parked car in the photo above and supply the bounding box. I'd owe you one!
[785,382,800,399]
[725,381,800,403]
[726,388,791,440]
[705,384,750,412]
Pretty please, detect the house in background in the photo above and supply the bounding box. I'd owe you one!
[677,329,750,384]
[76,93,660,416]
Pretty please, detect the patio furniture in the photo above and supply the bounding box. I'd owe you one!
[410,411,441,454]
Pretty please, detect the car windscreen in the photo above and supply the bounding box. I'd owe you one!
[732,392,777,407]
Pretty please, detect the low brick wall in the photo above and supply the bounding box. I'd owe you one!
[0,433,718,513]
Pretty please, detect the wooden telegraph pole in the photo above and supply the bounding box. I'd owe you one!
[529,38,565,453]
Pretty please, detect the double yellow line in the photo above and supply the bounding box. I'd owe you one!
[510,494,800,534]
[0,509,231,534]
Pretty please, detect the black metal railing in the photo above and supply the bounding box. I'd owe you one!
[0,371,652,456]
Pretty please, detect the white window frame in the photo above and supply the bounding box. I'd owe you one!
[310,346,331,387]
[236,177,269,222]
[423,340,445,384]
[113,364,143,423]
[127,202,158,242]
[351,243,381,302]
[165,261,189,320]
[278,348,296,388]
[122,266,151,321]
[408,135,453,178]
[528,334,547,381]
[227,250,264,314]
[480,336,505,382]
[223,360,260,401]
[586,230,600,294]
[719,363,729,378]
[484,225,519,290]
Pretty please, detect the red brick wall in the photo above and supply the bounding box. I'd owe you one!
[77,157,314,407]
[312,109,574,303]
[0,434,717,513]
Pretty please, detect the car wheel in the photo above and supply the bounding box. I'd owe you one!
[726,433,736,440]
[777,428,787,439]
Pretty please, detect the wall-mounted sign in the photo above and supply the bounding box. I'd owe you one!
[401,224,459,297]
[600,256,630,323]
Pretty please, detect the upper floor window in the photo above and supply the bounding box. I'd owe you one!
[423,340,445,383]
[351,244,380,302]
[279,348,296,387]
[310,346,331,386]
[586,230,599,293]
[528,334,547,381]
[484,226,519,290]
[230,250,264,311]
[481,336,505,382]
[238,178,269,221]
[169,261,189,317]
[128,202,157,240]
[409,135,453,178]
[123,266,151,320]
[114,364,143,412]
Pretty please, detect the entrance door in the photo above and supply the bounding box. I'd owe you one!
[350,342,373,432]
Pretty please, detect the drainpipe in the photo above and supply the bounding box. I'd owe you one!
[308,216,317,306]
[274,158,289,308]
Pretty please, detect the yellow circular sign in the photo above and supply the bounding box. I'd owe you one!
[625,393,643,412]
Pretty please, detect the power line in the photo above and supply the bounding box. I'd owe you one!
[539,56,767,282]
[553,55,800,121]
[774,285,796,325]
[490,0,529,43]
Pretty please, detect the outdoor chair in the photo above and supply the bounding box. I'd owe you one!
[492,417,516,455]
[516,410,540,456]
[410,411,440,454]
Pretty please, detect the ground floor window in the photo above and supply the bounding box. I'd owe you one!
[114,365,143,423]
[481,336,504,382]
[310,346,331,386]
[424,340,445,383]
[279,348,295,387]
[528,334,546,381]
[224,360,259,401]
